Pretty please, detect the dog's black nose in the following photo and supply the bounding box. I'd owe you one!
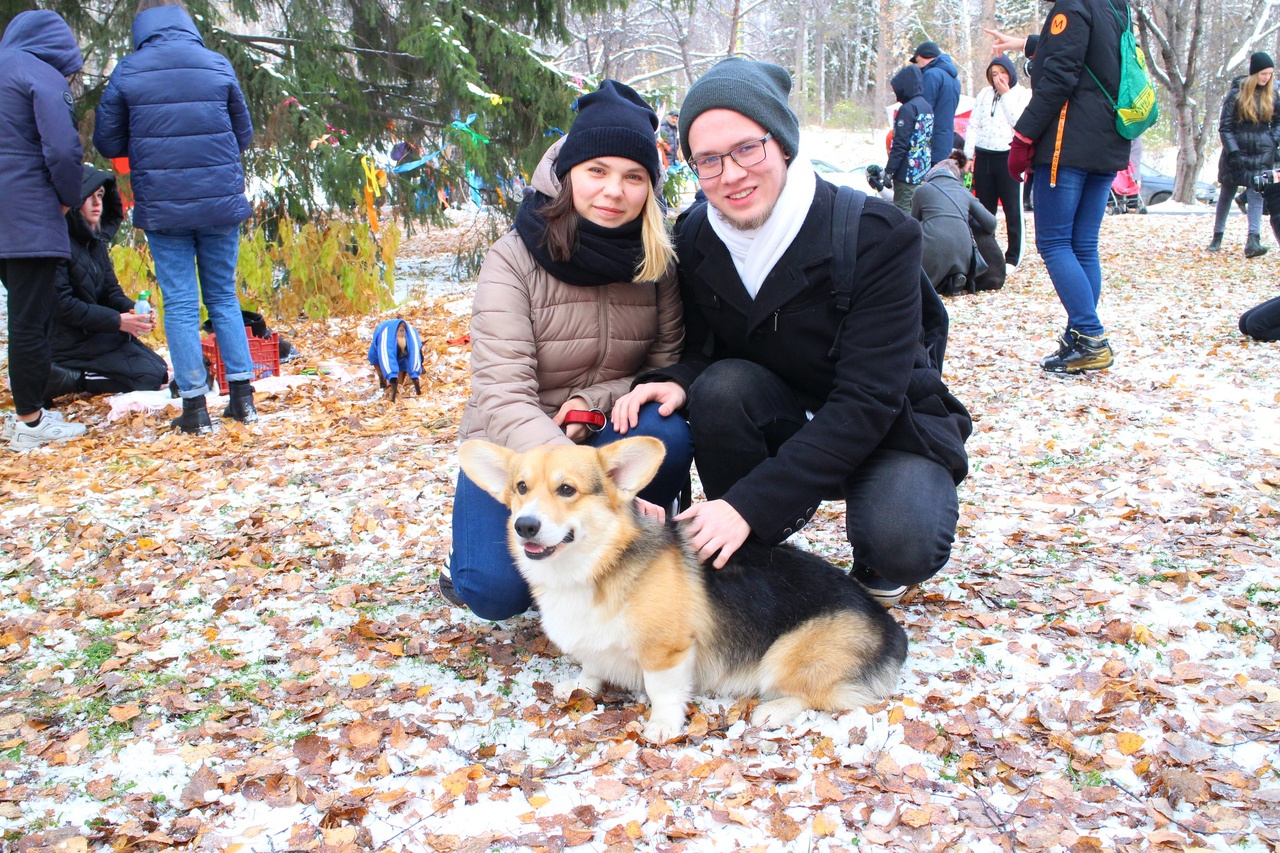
[514,516,541,539]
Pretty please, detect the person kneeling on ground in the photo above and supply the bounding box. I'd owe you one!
[45,165,168,405]
[617,58,972,607]
[911,155,1000,295]
[446,80,694,620]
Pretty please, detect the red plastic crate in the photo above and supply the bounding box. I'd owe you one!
[201,327,281,393]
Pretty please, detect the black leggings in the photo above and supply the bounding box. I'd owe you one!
[1,257,59,416]
[59,337,170,395]
[973,148,1025,265]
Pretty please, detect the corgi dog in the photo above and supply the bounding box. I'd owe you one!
[458,436,909,743]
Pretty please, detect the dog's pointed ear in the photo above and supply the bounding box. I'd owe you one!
[598,437,666,500]
[459,440,515,503]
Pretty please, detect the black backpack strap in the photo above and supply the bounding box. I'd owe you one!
[828,186,866,358]
[829,186,950,372]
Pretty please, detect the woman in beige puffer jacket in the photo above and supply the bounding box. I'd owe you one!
[447,80,693,621]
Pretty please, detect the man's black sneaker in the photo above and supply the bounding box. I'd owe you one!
[852,564,918,607]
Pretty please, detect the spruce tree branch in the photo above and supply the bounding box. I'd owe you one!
[227,32,422,63]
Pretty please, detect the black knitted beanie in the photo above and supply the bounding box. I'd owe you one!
[555,79,662,187]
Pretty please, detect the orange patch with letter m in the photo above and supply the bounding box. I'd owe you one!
[1051,13,1068,34]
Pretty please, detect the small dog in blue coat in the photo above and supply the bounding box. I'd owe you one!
[368,319,424,402]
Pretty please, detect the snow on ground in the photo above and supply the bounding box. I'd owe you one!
[0,211,1277,852]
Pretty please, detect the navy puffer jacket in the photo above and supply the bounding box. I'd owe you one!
[920,53,962,165]
[93,5,253,231]
[0,10,84,259]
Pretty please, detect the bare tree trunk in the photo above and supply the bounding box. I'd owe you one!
[977,0,997,86]
[815,25,826,121]
[875,0,892,117]
[727,0,741,58]
[794,0,808,124]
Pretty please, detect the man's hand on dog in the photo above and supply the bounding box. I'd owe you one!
[676,500,750,568]
[611,382,687,433]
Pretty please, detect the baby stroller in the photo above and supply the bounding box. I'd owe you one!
[1107,164,1146,214]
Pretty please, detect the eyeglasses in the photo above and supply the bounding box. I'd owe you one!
[687,133,773,179]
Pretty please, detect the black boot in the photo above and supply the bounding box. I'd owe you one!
[1206,232,1224,251]
[222,380,259,423]
[42,363,83,405]
[1245,232,1269,258]
[171,395,213,435]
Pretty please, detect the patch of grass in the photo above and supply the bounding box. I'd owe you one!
[1068,766,1107,789]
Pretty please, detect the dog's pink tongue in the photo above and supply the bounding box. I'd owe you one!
[524,543,548,556]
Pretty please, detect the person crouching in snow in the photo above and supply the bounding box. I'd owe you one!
[46,165,168,406]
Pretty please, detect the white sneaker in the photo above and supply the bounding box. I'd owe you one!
[2,410,65,443]
[8,414,85,451]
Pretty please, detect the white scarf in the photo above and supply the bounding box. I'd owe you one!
[707,151,817,299]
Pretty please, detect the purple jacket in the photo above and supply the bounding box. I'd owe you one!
[0,10,84,259]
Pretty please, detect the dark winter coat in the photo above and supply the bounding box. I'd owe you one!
[911,163,998,290]
[1015,0,1132,176]
[887,66,935,184]
[919,53,963,165]
[93,5,253,231]
[641,179,971,546]
[659,118,681,161]
[51,166,141,361]
[1216,76,1280,187]
[0,10,84,259]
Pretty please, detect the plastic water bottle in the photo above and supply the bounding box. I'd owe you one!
[135,290,151,315]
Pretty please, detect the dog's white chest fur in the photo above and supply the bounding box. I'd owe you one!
[536,585,646,692]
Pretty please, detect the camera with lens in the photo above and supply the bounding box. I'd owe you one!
[1252,170,1277,191]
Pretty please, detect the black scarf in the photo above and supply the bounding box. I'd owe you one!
[513,190,645,287]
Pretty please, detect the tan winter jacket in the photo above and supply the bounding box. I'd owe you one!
[459,146,683,451]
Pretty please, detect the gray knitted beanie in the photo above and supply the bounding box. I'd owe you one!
[678,58,800,162]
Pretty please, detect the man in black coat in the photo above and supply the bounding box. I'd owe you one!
[614,58,972,606]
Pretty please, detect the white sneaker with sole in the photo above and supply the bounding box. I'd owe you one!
[2,410,65,443]
[8,414,85,451]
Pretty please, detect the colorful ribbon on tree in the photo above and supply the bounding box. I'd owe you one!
[361,155,388,233]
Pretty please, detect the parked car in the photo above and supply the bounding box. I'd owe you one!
[1139,163,1217,206]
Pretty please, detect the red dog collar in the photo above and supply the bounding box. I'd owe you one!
[562,409,606,432]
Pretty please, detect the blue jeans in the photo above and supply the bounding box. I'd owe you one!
[1032,166,1114,339]
[450,403,694,620]
[146,225,253,397]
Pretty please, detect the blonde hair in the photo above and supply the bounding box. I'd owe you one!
[636,183,676,283]
[1238,73,1276,125]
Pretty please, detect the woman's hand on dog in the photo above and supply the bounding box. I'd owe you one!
[553,397,594,443]
[676,500,751,569]
[611,382,687,433]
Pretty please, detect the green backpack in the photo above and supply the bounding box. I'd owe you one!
[1086,0,1159,139]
